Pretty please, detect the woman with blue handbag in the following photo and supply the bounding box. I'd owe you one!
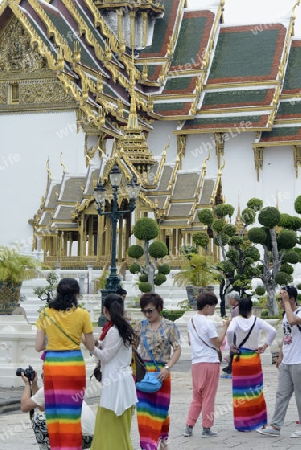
[135,293,181,450]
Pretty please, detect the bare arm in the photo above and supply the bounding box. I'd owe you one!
[20,373,43,413]
[211,318,230,348]
[35,329,46,352]
[84,332,95,352]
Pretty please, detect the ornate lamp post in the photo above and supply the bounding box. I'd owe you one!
[94,164,140,326]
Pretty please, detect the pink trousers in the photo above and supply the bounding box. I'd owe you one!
[186,362,220,429]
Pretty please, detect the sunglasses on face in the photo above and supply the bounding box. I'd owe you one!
[141,308,156,315]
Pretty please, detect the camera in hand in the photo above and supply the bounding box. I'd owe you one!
[16,365,35,381]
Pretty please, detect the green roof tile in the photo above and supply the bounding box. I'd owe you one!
[154,102,187,112]
[283,44,301,92]
[164,77,195,92]
[209,28,282,80]
[277,101,301,116]
[261,126,300,140]
[171,16,207,67]
[202,89,270,107]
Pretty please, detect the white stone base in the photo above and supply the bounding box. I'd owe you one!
[0,316,98,388]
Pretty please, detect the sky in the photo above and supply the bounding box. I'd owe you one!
[188,0,301,36]
[0,1,300,34]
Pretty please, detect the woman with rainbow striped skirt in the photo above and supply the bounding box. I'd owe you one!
[226,297,276,432]
[35,278,95,450]
[135,293,181,450]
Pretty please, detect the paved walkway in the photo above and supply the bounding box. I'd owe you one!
[1,360,301,449]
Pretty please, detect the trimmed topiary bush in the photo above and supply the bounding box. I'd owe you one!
[197,209,214,226]
[248,227,267,245]
[133,217,159,241]
[255,286,266,296]
[138,282,152,293]
[129,263,140,274]
[241,207,256,225]
[149,241,168,258]
[275,271,292,286]
[139,274,148,282]
[154,273,167,286]
[127,245,144,259]
[192,232,210,248]
[157,264,170,275]
[258,207,280,228]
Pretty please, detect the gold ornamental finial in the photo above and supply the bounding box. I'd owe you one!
[46,157,52,180]
[60,151,66,173]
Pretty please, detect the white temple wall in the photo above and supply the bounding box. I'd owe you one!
[148,121,178,162]
[0,111,85,249]
[183,133,218,175]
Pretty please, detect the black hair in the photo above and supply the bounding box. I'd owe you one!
[116,287,127,296]
[196,291,218,310]
[239,297,253,318]
[140,293,164,312]
[49,278,79,311]
[282,285,298,302]
[103,294,137,347]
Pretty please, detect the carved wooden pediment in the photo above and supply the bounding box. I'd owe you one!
[0,16,46,73]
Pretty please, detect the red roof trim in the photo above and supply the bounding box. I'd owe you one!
[182,115,269,130]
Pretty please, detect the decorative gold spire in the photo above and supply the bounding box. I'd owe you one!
[60,151,67,173]
[235,196,245,235]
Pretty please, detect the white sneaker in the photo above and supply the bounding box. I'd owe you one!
[291,430,301,438]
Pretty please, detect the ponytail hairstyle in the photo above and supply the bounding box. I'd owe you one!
[238,297,252,318]
[49,278,79,311]
[103,294,138,347]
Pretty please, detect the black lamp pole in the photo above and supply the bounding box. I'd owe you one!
[94,164,140,326]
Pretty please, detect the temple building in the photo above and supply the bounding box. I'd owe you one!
[1,0,301,269]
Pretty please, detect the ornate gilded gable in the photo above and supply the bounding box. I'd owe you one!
[0,15,75,113]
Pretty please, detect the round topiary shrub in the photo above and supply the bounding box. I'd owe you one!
[294,195,301,214]
[279,213,294,229]
[283,250,300,264]
[277,230,297,250]
[275,271,291,286]
[228,236,243,246]
[241,207,256,225]
[138,282,152,293]
[248,227,267,245]
[255,286,265,296]
[192,232,210,248]
[247,198,263,211]
[212,219,225,232]
[154,273,167,286]
[139,273,148,282]
[226,248,239,263]
[157,264,170,275]
[244,246,260,261]
[129,263,140,274]
[223,224,237,237]
[197,209,214,226]
[291,216,301,230]
[149,241,168,258]
[133,217,159,241]
[215,204,235,218]
[280,263,294,275]
[258,207,280,228]
[216,260,235,276]
[127,244,144,259]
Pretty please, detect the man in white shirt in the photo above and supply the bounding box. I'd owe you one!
[20,371,95,449]
[257,285,301,437]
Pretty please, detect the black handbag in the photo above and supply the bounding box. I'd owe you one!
[133,348,147,382]
[91,361,102,382]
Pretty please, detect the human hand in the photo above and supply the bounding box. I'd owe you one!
[275,355,283,369]
[256,344,268,354]
[230,345,239,354]
[21,372,30,385]
[223,318,231,328]
[159,368,169,381]
[280,288,289,302]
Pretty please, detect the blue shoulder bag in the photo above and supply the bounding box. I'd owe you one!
[136,321,163,393]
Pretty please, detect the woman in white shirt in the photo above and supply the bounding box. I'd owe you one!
[91,294,138,450]
[226,297,276,432]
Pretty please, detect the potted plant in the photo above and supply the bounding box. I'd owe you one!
[173,253,219,309]
[0,245,40,314]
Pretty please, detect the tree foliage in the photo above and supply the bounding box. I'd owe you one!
[128,217,170,292]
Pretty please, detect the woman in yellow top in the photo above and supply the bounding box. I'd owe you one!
[35,278,95,450]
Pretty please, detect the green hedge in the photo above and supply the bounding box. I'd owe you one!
[161,310,184,322]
